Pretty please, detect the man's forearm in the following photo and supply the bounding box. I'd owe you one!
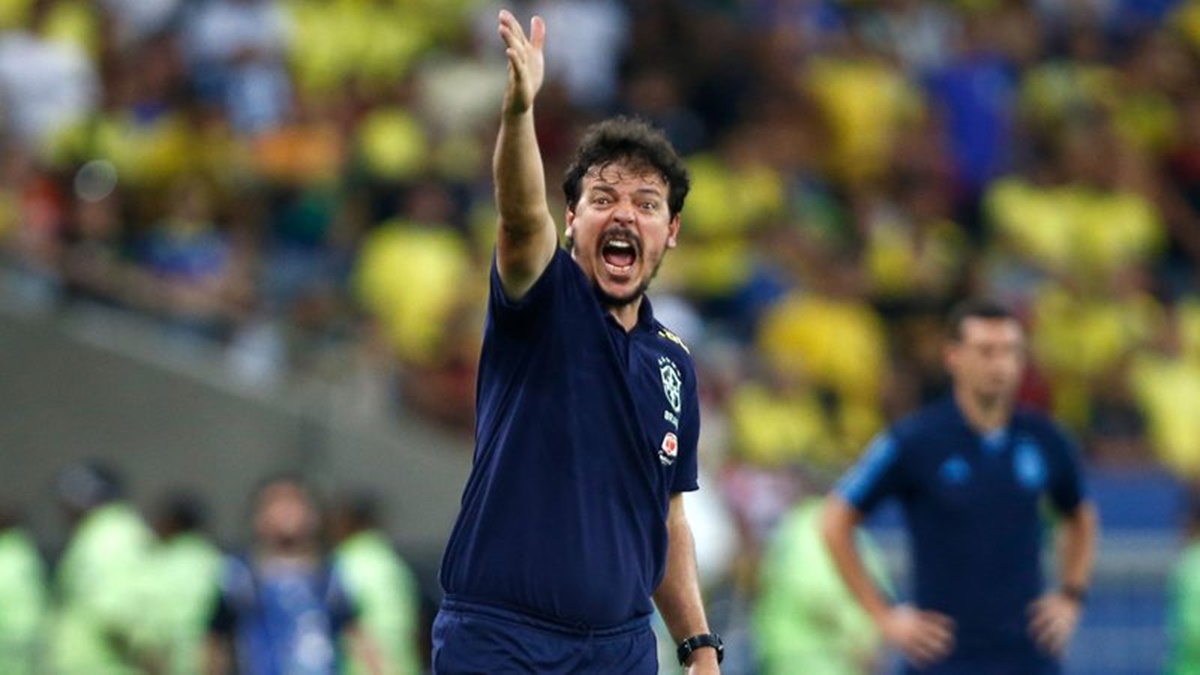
[821,494,892,624]
[347,624,386,675]
[1058,502,1099,592]
[653,497,710,642]
[494,109,550,234]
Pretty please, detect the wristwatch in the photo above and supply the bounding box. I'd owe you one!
[677,632,724,666]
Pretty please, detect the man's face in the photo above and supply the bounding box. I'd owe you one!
[565,162,680,307]
[254,482,318,550]
[945,317,1027,404]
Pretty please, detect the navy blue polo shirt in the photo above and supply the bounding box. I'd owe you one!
[439,248,701,628]
[837,396,1087,672]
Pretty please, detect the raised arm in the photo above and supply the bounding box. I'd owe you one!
[494,10,559,300]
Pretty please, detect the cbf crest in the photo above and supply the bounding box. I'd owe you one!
[658,356,682,414]
[1013,439,1047,490]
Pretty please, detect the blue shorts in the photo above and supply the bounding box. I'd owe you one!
[432,596,657,674]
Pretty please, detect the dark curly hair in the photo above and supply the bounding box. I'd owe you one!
[561,116,690,218]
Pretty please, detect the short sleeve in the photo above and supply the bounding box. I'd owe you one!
[487,247,570,331]
[1043,422,1087,514]
[835,432,906,514]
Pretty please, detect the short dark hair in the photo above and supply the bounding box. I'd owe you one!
[157,491,209,533]
[946,298,1017,341]
[562,116,690,218]
[332,490,381,529]
[56,460,124,512]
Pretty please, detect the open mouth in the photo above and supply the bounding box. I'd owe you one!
[601,234,639,274]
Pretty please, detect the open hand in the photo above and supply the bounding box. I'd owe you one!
[498,10,545,116]
[1028,592,1081,656]
[880,604,955,668]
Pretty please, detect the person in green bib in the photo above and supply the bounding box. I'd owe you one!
[1169,500,1200,675]
[138,492,224,675]
[329,492,424,675]
[0,504,46,675]
[49,461,154,675]
[753,480,890,675]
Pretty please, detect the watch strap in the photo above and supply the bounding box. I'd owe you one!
[677,632,724,665]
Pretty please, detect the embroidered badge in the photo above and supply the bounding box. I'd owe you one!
[659,432,679,466]
[658,356,682,414]
[1014,440,1046,490]
[938,456,971,485]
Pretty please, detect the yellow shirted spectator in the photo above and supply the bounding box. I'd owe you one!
[356,108,431,183]
[1069,186,1165,280]
[50,111,249,190]
[285,0,356,95]
[1130,310,1200,476]
[753,289,888,425]
[804,54,924,184]
[50,114,158,182]
[353,218,473,367]
[985,177,1164,281]
[0,0,24,28]
[1031,282,1163,429]
[985,177,1075,272]
[865,215,968,301]
[286,0,475,97]
[1,0,98,54]
[663,151,784,298]
[728,378,835,468]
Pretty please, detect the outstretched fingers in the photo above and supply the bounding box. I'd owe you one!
[497,10,545,114]
[498,11,541,64]
[498,11,525,62]
[529,15,545,51]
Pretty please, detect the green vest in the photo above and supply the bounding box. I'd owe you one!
[0,528,46,675]
[137,532,223,675]
[1169,542,1200,675]
[335,531,422,675]
[50,502,152,675]
[753,498,889,675]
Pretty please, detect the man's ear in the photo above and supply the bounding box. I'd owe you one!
[564,206,576,241]
[666,214,681,249]
[943,342,959,373]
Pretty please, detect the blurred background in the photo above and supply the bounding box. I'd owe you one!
[2,0,1199,672]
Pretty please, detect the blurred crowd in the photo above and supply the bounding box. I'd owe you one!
[4,0,1200,671]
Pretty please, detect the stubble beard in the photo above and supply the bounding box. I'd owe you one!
[569,236,665,309]
[972,384,1016,414]
[595,278,652,309]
